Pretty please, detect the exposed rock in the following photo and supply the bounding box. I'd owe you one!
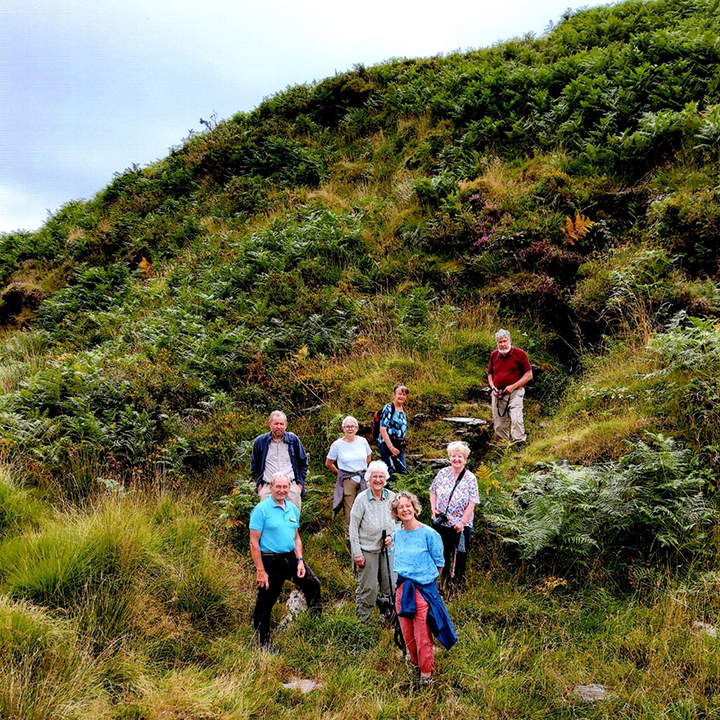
[282,678,322,693]
[279,589,307,626]
[442,416,489,426]
[693,620,717,638]
[571,684,608,703]
[415,458,450,470]
[0,282,45,326]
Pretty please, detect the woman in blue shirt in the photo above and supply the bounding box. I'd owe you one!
[392,491,457,686]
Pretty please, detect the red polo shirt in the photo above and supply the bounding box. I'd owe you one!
[488,347,531,390]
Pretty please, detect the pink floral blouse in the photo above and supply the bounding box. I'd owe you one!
[430,466,480,528]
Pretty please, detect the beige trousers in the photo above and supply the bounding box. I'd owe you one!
[491,387,526,442]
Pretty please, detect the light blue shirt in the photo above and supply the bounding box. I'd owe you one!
[392,524,444,584]
[249,496,300,553]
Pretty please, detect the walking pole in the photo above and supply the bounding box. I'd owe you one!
[382,530,406,656]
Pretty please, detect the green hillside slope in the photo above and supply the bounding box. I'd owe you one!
[2,0,720,716]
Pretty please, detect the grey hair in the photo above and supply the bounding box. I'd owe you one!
[268,410,287,423]
[270,473,290,486]
[342,415,359,429]
[495,329,511,341]
[365,460,390,483]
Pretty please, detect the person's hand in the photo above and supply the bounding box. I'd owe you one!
[354,555,366,567]
[297,559,306,578]
[383,536,393,548]
[390,445,400,457]
[256,569,269,589]
[453,522,464,533]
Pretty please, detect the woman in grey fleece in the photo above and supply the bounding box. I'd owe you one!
[348,460,398,620]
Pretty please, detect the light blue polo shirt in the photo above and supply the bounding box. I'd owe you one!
[249,496,300,553]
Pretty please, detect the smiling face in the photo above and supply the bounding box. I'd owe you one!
[393,385,409,406]
[269,413,288,440]
[448,451,467,472]
[270,474,290,502]
[395,496,416,523]
[369,470,386,492]
[342,420,358,438]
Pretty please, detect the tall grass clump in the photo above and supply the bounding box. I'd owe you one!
[0,467,48,538]
[0,596,108,719]
[0,494,245,653]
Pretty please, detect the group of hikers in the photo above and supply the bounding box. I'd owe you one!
[247,329,532,685]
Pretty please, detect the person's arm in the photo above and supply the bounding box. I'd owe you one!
[295,437,309,488]
[428,526,445,568]
[325,458,338,474]
[250,439,263,492]
[487,352,496,393]
[454,502,477,532]
[429,490,438,519]
[349,498,365,565]
[294,530,306,578]
[250,530,269,589]
[506,368,533,394]
[379,426,399,456]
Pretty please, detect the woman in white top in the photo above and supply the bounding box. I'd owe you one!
[327,415,372,536]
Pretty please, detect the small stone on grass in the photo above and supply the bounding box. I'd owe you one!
[282,678,322,694]
[572,684,608,703]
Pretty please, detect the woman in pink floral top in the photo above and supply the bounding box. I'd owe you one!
[429,441,480,591]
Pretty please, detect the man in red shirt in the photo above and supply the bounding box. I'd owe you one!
[487,329,533,443]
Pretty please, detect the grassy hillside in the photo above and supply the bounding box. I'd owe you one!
[2,0,720,716]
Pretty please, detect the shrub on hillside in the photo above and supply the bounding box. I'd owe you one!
[648,185,720,275]
[485,434,718,575]
[644,312,720,464]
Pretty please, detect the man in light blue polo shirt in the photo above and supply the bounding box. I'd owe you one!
[249,473,322,651]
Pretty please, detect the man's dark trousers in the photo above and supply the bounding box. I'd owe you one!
[253,551,322,644]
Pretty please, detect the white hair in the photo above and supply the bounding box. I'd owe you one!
[269,410,287,423]
[495,329,511,341]
[365,460,390,483]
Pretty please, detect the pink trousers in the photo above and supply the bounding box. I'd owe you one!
[395,583,434,674]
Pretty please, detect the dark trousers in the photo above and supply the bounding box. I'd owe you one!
[253,551,322,644]
[433,523,471,587]
[378,442,407,479]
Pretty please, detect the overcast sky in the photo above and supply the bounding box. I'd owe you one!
[1,0,606,234]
